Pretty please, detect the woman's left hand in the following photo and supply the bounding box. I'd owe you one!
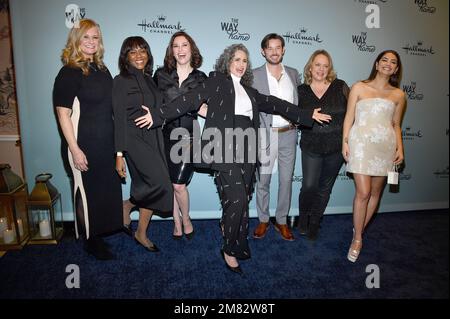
[393,148,404,165]
[134,105,153,129]
[312,108,332,124]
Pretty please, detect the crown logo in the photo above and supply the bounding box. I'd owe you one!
[300,27,307,33]
[158,14,166,21]
[417,41,423,46]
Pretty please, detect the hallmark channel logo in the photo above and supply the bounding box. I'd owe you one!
[138,14,185,34]
[402,126,423,140]
[352,32,376,53]
[402,41,435,56]
[415,0,436,13]
[220,18,250,41]
[433,166,449,179]
[282,27,323,46]
[65,4,86,29]
[403,82,424,100]
[354,0,387,5]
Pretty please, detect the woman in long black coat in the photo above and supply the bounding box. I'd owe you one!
[113,36,173,252]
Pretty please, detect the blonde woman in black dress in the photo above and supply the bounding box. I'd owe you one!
[53,19,122,260]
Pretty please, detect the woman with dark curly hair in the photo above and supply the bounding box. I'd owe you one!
[153,31,207,240]
[112,36,174,253]
[145,43,331,274]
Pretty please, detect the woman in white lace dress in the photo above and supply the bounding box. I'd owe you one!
[342,50,406,262]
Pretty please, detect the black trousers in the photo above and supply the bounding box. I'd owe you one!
[298,150,344,224]
[214,115,255,260]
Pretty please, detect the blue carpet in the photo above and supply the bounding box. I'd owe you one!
[0,210,448,299]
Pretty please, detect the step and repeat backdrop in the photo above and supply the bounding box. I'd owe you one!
[10,0,449,219]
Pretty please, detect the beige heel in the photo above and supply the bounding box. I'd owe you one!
[347,239,362,262]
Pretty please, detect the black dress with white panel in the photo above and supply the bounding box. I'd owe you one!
[53,63,122,238]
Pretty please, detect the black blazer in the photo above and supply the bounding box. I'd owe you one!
[112,66,165,153]
[152,71,314,171]
[153,68,207,134]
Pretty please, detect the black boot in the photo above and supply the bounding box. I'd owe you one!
[306,222,320,240]
[306,213,321,241]
[84,236,115,260]
[297,212,309,235]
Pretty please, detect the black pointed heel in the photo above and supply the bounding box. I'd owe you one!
[185,230,195,240]
[220,250,243,275]
[134,237,160,253]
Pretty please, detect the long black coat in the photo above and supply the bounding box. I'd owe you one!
[152,71,314,172]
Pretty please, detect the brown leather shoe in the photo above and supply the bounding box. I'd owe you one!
[253,222,270,239]
[274,223,295,241]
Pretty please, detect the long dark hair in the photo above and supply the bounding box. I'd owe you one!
[163,31,202,73]
[118,36,153,76]
[364,50,403,88]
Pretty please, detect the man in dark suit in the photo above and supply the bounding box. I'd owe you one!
[252,33,300,241]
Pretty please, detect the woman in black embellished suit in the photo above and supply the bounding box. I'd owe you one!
[153,31,207,240]
[146,44,331,274]
[113,36,173,253]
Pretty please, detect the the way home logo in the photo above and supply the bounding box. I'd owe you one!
[402,41,435,56]
[220,18,250,41]
[415,0,436,13]
[352,32,376,53]
[402,126,423,140]
[138,14,184,34]
[403,82,424,100]
[292,175,303,183]
[433,166,449,179]
[65,4,86,29]
[282,27,323,46]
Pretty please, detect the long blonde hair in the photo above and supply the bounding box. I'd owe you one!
[61,19,106,75]
[303,50,336,85]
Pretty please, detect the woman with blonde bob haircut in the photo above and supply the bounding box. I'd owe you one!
[297,49,349,240]
[53,18,123,260]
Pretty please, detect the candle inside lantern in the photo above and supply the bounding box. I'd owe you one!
[0,217,7,238]
[17,218,24,237]
[39,219,51,237]
[3,229,15,244]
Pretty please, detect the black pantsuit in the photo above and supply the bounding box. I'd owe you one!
[215,115,254,259]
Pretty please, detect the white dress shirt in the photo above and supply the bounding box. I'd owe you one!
[266,64,294,128]
[231,73,253,120]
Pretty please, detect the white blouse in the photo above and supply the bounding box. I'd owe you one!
[231,73,253,120]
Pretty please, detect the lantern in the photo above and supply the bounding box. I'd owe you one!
[27,173,63,244]
[0,164,29,250]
